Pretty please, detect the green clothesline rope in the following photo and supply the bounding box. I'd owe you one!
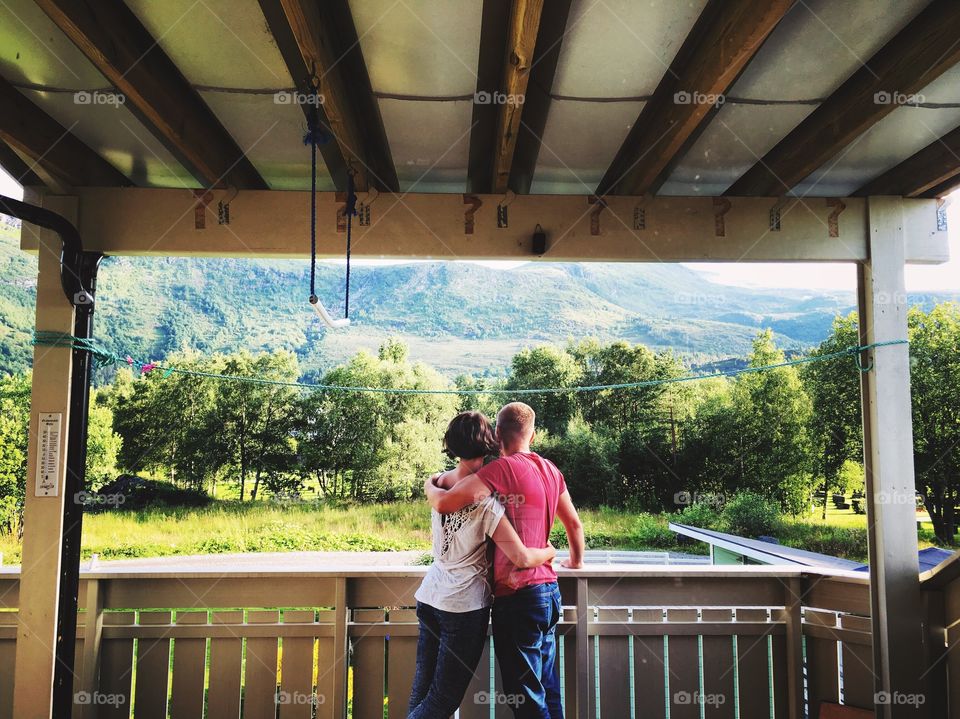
[32,331,908,396]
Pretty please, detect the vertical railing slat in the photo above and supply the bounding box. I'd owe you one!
[665,609,699,719]
[597,608,629,719]
[804,610,840,717]
[838,615,874,710]
[169,611,208,719]
[134,611,172,719]
[207,611,243,719]
[733,609,773,719]
[385,609,417,718]
[97,611,135,719]
[350,610,386,719]
[244,611,280,718]
[279,610,316,719]
[700,609,735,719]
[632,609,666,719]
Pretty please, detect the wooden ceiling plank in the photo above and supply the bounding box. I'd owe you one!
[35,0,267,190]
[855,124,960,198]
[727,0,960,197]
[0,76,129,188]
[597,0,794,197]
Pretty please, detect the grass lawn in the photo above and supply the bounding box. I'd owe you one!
[0,498,950,566]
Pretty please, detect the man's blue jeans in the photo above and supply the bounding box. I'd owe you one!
[491,582,564,718]
[408,601,490,719]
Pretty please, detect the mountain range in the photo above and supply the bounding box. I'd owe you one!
[1,225,956,379]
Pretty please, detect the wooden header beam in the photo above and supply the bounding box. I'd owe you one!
[19,188,948,265]
[727,0,960,197]
[0,76,129,189]
[597,0,794,197]
[259,0,398,193]
[855,123,960,198]
[35,0,267,191]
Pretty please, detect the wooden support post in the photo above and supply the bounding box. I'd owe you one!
[332,577,347,718]
[858,196,928,718]
[12,195,77,719]
[784,577,804,719]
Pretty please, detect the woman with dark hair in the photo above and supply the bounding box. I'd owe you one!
[407,411,555,719]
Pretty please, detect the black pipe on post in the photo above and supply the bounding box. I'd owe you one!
[0,195,102,719]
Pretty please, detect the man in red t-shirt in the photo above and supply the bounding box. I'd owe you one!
[426,402,585,718]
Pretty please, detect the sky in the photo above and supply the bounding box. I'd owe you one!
[1,166,956,292]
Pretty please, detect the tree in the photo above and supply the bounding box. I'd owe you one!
[297,340,455,501]
[802,313,863,517]
[85,399,122,489]
[0,373,30,535]
[568,340,683,434]
[680,333,812,514]
[213,351,300,501]
[909,303,960,543]
[506,345,583,436]
[728,331,812,513]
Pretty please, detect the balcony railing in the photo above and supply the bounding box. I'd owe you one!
[0,560,955,718]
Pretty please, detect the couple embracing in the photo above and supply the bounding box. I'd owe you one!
[408,402,586,719]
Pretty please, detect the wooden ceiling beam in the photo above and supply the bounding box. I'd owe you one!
[34,0,267,190]
[727,0,960,197]
[0,139,45,188]
[489,0,544,194]
[597,0,794,197]
[259,0,398,192]
[855,124,960,198]
[467,0,511,194]
[0,76,129,188]
[503,0,572,194]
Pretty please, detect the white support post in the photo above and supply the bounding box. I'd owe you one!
[12,196,77,719]
[858,196,927,718]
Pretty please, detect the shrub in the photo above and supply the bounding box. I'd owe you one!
[721,492,782,537]
[630,514,675,549]
[675,501,722,530]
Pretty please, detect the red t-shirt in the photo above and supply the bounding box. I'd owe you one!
[476,452,567,597]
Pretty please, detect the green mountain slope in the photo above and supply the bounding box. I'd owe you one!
[0,225,956,378]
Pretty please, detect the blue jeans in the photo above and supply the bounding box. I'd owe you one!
[408,601,490,719]
[491,582,564,718]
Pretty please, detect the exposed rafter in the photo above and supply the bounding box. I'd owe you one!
[727,0,960,197]
[467,0,511,194]
[0,76,129,188]
[505,0,572,194]
[855,124,960,198]
[488,0,544,194]
[34,0,267,190]
[259,0,398,192]
[597,0,794,197]
[0,139,44,188]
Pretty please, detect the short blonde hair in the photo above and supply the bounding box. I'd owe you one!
[496,402,536,444]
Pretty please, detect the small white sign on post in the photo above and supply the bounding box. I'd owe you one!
[35,412,62,497]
